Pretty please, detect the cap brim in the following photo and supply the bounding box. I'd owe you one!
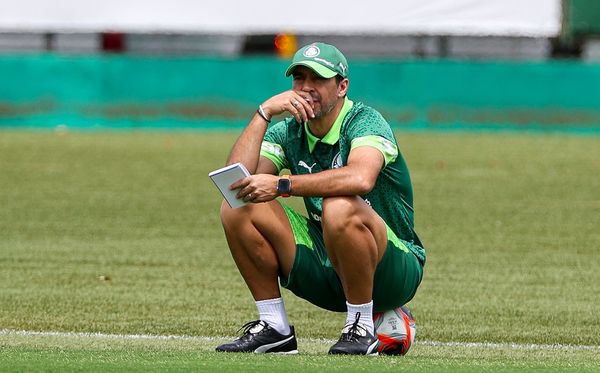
[285,61,337,78]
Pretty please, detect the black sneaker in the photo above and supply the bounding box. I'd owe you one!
[328,312,379,355]
[215,320,298,354]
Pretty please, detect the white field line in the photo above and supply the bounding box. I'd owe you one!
[2,329,600,352]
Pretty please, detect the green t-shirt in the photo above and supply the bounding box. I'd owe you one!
[260,98,425,263]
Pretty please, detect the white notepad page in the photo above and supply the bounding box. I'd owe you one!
[208,163,251,208]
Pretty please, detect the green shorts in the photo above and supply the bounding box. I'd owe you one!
[279,204,424,312]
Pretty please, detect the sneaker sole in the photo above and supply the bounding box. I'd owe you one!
[269,350,299,355]
[329,341,380,356]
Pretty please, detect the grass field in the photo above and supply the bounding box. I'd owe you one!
[0,130,599,371]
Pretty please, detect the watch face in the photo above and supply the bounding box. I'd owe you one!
[278,178,291,194]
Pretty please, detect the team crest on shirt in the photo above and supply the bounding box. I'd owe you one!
[331,152,343,169]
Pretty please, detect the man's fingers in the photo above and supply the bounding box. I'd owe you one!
[237,187,253,200]
[293,94,315,119]
[262,90,315,121]
[230,176,250,191]
[292,100,309,122]
[288,100,306,123]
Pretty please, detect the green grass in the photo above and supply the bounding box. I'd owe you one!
[0,130,599,371]
[1,332,599,372]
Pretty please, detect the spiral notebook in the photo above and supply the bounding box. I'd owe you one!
[208,163,251,208]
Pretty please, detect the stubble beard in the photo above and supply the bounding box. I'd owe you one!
[313,100,337,120]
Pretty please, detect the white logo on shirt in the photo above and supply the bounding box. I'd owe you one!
[298,160,317,173]
[331,152,343,169]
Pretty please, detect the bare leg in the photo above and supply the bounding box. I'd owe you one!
[321,196,388,304]
[220,200,297,301]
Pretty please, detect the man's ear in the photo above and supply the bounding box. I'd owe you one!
[338,78,349,97]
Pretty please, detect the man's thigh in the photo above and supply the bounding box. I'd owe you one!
[222,198,298,277]
[372,230,424,311]
[278,203,423,312]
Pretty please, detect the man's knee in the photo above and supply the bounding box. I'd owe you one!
[322,196,388,258]
[220,199,255,230]
[322,196,363,234]
[220,199,237,225]
[220,199,291,241]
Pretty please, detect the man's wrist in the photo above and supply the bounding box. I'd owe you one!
[277,174,292,197]
[257,104,271,123]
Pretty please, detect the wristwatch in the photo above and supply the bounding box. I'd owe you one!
[277,175,292,197]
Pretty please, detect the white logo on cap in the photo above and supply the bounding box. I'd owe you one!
[314,57,334,68]
[339,63,347,74]
[303,46,320,58]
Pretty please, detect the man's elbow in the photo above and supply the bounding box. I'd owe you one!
[354,175,377,195]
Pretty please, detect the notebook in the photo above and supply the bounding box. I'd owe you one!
[208,162,251,208]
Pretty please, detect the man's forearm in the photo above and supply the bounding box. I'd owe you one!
[290,147,383,197]
[226,112,270,174]
[289,167,376,197]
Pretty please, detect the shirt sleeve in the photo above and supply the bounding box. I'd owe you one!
[350,135,398,166]
[346,108,398,166]
[260,120,289,173]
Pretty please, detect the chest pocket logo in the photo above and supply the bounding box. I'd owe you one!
[298,160,317,173]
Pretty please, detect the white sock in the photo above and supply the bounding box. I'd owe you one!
[255,297,291,335]
[346,300,375,335]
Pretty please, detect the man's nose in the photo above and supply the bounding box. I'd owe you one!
[300,80,314,91]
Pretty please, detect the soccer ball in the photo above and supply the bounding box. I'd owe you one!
[373,306,416,355]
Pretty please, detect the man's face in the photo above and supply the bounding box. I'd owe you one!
[291,66,347,119]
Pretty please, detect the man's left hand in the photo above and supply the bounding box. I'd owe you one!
[232,174,280,203]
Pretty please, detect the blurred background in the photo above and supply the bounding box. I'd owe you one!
[0,0,599,131]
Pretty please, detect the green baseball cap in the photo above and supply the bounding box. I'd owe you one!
[285,42,349,79]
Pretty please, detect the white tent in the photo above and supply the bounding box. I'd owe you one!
[0,0,561,37]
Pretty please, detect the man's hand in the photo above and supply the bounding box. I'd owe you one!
[231,174,280,203]
[261,90,315,124]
